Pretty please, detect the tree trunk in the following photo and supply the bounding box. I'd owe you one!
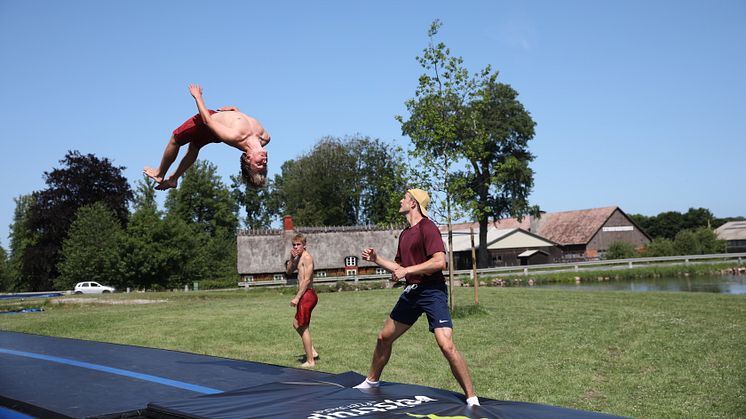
[477,216,490,268]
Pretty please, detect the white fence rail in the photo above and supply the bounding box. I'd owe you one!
[239,253,746,288]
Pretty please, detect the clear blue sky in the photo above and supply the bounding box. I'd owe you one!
[1,0,744,248]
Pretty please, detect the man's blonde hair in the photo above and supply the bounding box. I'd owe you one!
[292,234,306,245]
[240,154,268,189]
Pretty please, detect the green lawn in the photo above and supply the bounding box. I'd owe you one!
[2,287,745,418]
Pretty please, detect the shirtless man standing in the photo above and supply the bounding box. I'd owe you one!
[144,84,270,190]
[286,234,319,368]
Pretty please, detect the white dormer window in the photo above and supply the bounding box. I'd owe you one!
[314,271,327,278]
[345,256,358,266]
[346,269,358,276]
[273,274,285,281]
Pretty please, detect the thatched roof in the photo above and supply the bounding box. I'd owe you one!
[715,221,746,241]
[237,227,405,274]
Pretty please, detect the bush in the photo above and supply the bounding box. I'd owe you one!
[606,241,638,260]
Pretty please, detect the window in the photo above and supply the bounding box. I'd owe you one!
[243,275,254,282]
[273,274,284,281]
[314,271,327,278]
[375,268,387,275]
[345,256,358,266]
[346,269,357,276]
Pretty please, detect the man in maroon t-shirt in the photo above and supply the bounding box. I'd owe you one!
[355,189,479,407]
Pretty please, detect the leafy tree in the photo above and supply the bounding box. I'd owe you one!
[231,175,279,230]
[119,179,170,290]
[273,136,408,226]
[398,20,538,268]
[673,229,702,255]
[691,227,726,254]
[644,238,676,257]
[7,195,36,292]
[682,208,715,230]
[0,246,9,292]
[164,160,239,282]
[397,19,478,287]
[456,76,539,268]
[56,203,125,291]
[165,160,238,236]
[606,241,638,260]
[22,151,132,291]
[631,208,719,240]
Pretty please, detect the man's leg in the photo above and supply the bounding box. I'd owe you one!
[294,319,316,368]
[434,327,478,402]
[156,143,200,190]
[357,318,410,386]
[144,135,181,183]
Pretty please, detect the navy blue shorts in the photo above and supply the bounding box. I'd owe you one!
[390,283,453,332]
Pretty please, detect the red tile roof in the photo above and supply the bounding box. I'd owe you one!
[442,206,620,245]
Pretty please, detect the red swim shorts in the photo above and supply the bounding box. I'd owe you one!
[172,110,219,148]
[295,289,318,328]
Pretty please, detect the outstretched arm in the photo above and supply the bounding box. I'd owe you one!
[362,248,402,279]
[189,84,244,142]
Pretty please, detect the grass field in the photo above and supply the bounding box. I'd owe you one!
[2,286,745,418]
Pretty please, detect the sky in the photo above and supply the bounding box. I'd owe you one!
[0,0,744,248]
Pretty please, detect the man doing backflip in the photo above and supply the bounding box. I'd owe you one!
[355,188,479,407]
[144,84,270,190]
[286,234,319,368]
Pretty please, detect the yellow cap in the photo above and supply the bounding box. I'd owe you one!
[407,188,430,218]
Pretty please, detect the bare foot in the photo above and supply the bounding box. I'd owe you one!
[155,178,177,190]
[143,167,163,183]
[300,361,315,368]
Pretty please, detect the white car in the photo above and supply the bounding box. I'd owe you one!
[73,281,115,294]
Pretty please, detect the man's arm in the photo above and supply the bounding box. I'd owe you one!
[217,106,240,112]
[361,248,401,275]
[188,84,244,142]
[392,251,446,280]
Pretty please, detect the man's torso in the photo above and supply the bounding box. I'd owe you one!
[212,111,267,147]
[397,219,445,285]
[297,253,314,289]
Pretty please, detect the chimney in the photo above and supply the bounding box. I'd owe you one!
[283,215,294,232]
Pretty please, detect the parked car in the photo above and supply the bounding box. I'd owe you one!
[73,281,115,294]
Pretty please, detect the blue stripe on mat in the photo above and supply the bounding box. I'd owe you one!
[0,347,222,394]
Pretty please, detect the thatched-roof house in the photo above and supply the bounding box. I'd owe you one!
[237,216,405,282]
[715,221,746,253]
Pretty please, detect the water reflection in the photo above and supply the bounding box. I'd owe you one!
[527,274,746,294]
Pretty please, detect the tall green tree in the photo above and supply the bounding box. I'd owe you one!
[273,136,408,226]
[397,20,477,288]
[7,195,35,292]
[23,151,132,291]
[56,203,125,290]
[231,176,279,230]
[456,77,539,267]
[398,20,538,268]
[165,160,238,236]
[0,246,9,292]
[164,160,239,281]
[119,178,171,290]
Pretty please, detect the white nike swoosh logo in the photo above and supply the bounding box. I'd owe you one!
[439,320,448,323]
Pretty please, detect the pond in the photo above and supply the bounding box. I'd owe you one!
[517,274,746,295]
